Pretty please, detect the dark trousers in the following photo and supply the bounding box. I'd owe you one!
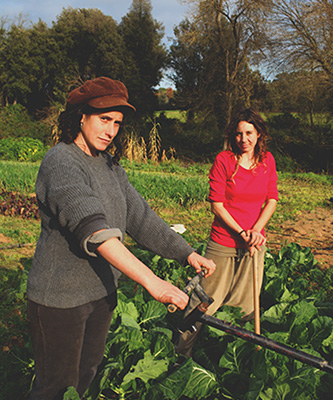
[27,293,117,400]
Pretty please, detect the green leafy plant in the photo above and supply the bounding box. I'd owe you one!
[78,243,332,400]
[0,104,51,145]
[0,267,34,399]
[0,242,332,399]
[0,137,48,162]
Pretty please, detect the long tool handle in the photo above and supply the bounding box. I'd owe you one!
[200,314,333,374]
[253,250,260,336]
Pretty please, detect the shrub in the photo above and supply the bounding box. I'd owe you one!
[268,113,333,172]
[0,104,51,144]
[0,137,48,162]
[153,112,223,162]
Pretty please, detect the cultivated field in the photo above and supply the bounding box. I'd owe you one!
[1,159,332,399]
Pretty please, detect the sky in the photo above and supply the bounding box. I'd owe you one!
[0,0,190,86]
[0,0,189,42]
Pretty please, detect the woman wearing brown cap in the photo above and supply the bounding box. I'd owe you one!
[26,77,215,400]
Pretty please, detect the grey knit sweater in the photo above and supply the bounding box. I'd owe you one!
[27,142,194,308]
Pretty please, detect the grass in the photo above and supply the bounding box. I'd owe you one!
[121,158,211,176]
[0,159,332,270]
[0,215,40,270]
[155,110,188,123]
[0,161,39,194]
[270,172,333,228]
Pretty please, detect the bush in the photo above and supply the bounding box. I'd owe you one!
[0,104,51,144]
[153,112,223,162]
[268,113,333,172]
[0,137,48,162]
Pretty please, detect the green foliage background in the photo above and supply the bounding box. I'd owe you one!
[1,242,332,400]
[0,4,332,172]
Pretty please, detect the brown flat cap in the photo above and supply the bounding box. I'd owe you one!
[67,77,136,111]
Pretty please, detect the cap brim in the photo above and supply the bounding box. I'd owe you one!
[88,96,136,111]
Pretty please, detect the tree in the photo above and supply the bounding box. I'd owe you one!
[264,0,333,88]
[0,5,168,124]
[267,71,331,122]
[118,0,168,116]
[170,0,269,126]
[0,19,59,112]
[169,19,209,120]
[50,8,130,99]
[0,22,35,107]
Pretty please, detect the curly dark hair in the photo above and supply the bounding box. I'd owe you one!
[225,107,268,166]
[57,105,124,163]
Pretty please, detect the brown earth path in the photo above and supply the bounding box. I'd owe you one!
[266,207,333,268]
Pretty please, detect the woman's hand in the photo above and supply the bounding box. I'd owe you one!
[247,229,266,247]
[187,252,216,277]
[146,276,189,309]
[240,229,266,257]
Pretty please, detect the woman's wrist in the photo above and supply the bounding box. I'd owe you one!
[238,229,246,236]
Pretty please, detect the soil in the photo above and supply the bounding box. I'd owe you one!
[266,207,333,268]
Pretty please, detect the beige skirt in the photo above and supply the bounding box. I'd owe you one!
[175,239,266,357]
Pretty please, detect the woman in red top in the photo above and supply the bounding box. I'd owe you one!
[176,108,278,357]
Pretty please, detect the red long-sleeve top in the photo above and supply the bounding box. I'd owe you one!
[209,150,279,248]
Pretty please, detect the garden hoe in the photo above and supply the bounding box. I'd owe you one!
[168,269,333,375]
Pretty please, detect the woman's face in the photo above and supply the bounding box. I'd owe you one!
[235,121,260,156]
[75,111,124,157]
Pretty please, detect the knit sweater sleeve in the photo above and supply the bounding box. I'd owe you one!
[116,167,195,265]
[35,147,119,250]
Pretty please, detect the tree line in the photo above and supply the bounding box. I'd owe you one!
[0,1,166,118]
[0,0,332,171]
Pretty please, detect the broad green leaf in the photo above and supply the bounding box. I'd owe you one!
[266,331,289,344]
[264,278,285,301]
[121,350,169,390]
[182,361,218,398]
[115,298,141,329]
[290,322,309,344]
[147,358,193,400]
[280,287,299,303]
[150,331,175,359]
[117,298,139,321]
[246,378,264,400]
[206,324,230,338]
[291,300,317,323]
[140,300,167,326]
[206,307,245,337]
[63,386,80,400]
[261,303,289,324]
[246,349,267,400]
[105,326,144,359]
[219,339,254,372]
[312,316,333,338]
[260,385,292,400]
[149,326,173,340]
[258,388,274,400]
[261,369,293,400]
[121,313,141,329]
[322,330,333,351]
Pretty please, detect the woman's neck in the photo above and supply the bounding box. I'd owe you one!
[239,152,255,169]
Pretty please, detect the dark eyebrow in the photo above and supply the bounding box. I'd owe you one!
[100,114,123,122]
